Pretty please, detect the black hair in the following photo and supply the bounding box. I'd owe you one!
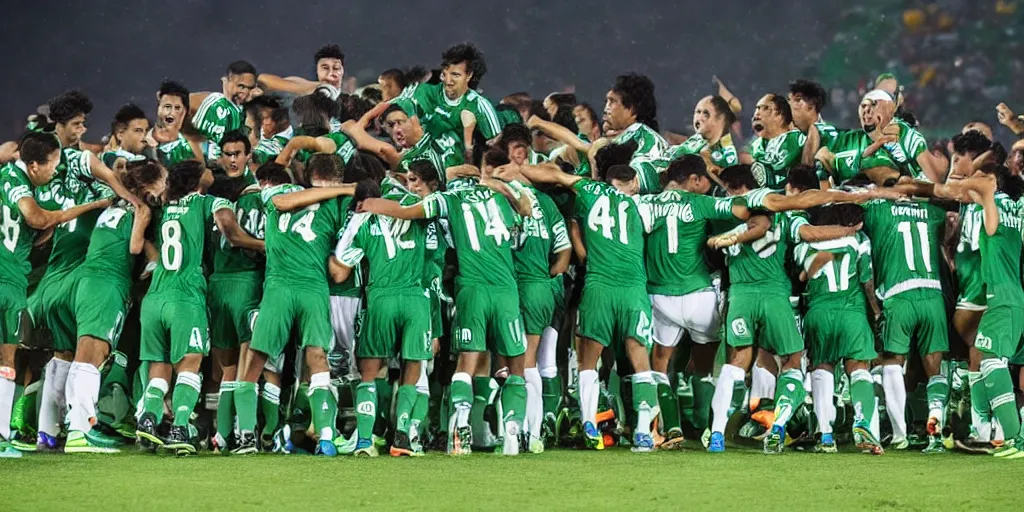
[226,60,257,77]
[263,96,290,127]
[360,87,383,104]
[483,148,511,168]
[425,68,442,86]
[166,160,205,201]
[786,164,820,192]
[347,150,387,184]
[606,164,637,184]
[157,80,190,107]
[833,203,865,227]
[976,163,1022,199]
[408,160,441,190]
[547,93,577,109]
[122,159,166,200]
[527,100,548,122]
[337,93,373,124]
[719,164,759,191]
[575,102,600,126]
[382,103,408,121]
[766,93,793,126]
[219,130,252,154]
[499,123,532,153]
[354,179,382,203]
[111,103,148,136]
[708,96,737,133]
[18,132,61,164]
[896,108,918,128]
[664,154,708,185]
[842,173,875,189]
[441,43,487,89]
[307,153,344,183]
[952,130,992,156]
[552,105,578,133]
[502,92,532,110]
[989,142,1008,167]
[48,90,93,125]
[380,66,427,90]
[612,73,658,131]
[207,174,250,202]
[594,140,638,181]
[314,44,345,66]
[292,93,339,130]
[255,162,292,185]
[788,78,828,113]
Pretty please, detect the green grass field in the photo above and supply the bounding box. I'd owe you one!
[0,446,1013,511]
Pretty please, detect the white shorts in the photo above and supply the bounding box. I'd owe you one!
[649,289,721,347]
[329,295,362,378]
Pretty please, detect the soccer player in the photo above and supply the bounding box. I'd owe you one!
[869,91,948,183]
[573,103,602,143]
[0,132,112,458]
[64,160,164,453]
[793,203,884,455]
[669,96,740,173]
[603,74,671,193]
[189,60,257,162]
[935,165,1024,458]
[101,104,149,171]
[275,93,357,170]
[815,91,903,185]
[746,93,806,188]
[360,159,533,456]
[232,162,357,456]
[787,79,838,186]
[257,44,346,99]
[218,130,255,181]
[641,155,749,449]
[251,96,293,166]
[150,80,203,168]
[345,103,461,178]
[135,160,263,456]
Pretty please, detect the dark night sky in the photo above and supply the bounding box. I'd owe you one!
[1,1,838,139]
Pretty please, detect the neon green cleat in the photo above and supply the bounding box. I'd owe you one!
[528,438,544,454]
[334,434,358,455]
[0,442,24,458]
[994,438,1024,458]
[65,430,120,454]
[922,436,946,454]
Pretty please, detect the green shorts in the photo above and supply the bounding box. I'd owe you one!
[725,293,803,356]
[427,287,443,340]
[974,305,1024,361]
[28,269,78,352]
[0,283,26,345]
[576,282,653,350]
[357,290,432,361]
[956,262,986,311]
[74,275,129,347]
[518,280,559,336]
[452,285,525,357]
[208,273,263,349]
[250,281,332,362]
[881,289,949,357]
[804,307,877,366]
[139,294,210,364]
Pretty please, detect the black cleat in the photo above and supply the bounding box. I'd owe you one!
[135,412,164,452]
[164,425,197,456]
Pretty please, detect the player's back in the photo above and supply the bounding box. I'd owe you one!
[338,209,427,297]
[514,187,568,282]
[795,232,871,310]
[261,184,343,287]
[79,203,138,283]
[574,179,648,288]
[0,161,38,288]
[980,193,1024,307]
[150,192,229,301]
[211,189,264,275]
[861,198,944,300]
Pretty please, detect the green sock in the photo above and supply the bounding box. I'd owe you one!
[355,382,377,440]
[654,372,680,433]
[501,375,527,429]
[631,373,659,435]
[450,377,473,428]
[470,376,493,430]
[142,378,168,419]
[926,374,950,428]
[234,381,258,433]
[291,382,310,426]
[438,385,451,433]
[260,382,281,437]
[691,374,715,431]
[772,369,806,427]
[395,385,417,434]
[849,369,875,426]
[541,375,561,417]
[374,378,392,434]
[982,359,1022,441]
[216,381,236,440]
[731,380,747,415]
[103,351,131,389]
[171,373,202,427]
[411,389,430,437]
[620,376,636,430]
[968,371,992,426]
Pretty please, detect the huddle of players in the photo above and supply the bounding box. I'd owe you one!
[2,40,1024,460]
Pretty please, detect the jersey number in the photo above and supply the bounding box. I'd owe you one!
[278,210,316,242]
[1,205,19,253]
[821,253,852,292]
[462,199,510,252]
[587,195,629,244]
[161,220,183,271]
[896,221,932,273]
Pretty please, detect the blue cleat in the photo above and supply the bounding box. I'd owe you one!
[631,432,654,453]
[316,439,338,457]
[582,421,604,450]
[708,431,725,453]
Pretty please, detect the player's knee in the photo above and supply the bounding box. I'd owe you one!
[76,337,110,367]
[304,347,328,373]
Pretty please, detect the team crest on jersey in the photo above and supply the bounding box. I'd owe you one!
[751,162,767,187]
[731,318,749,337]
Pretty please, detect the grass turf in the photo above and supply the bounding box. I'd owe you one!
[0,445,1013,511]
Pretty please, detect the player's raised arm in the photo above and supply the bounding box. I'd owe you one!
[19,196,111,231]
[518,162,582,190]
[271,185,356,212]
[480,176,533,217]
[796,222,863,243]
[707,214,770,249]
[945,174,999,236]
[275,136,337,167]
[214,208,265,252]
[129,203,151,255]
[257,74,320,96]
[359,198,428,220]
[87,152,144,208]
[527,115,592,153]
[340,120,401,168]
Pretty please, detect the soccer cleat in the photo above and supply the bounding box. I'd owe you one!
[211,433,230,454]
[260,433,275,452]
[64,430,120,454]
[542,412,557,445]
[659,428,685,450]
[164,425,197,456]
[502,421,520,456]
[889,436,910,450]
[582,421,604,450]
[8,437,37,452]
[922,436,946,454]
[528,437,544,454]
[272,426,294,454]
[816,433,837,453]
[763,425,785,454]
[231,431,258,455]
[942,432,955,451]
[700,428,711,449]
[0,442,23,458]
[993,438,1023,458]
[852,423,884,455]
[353,438,378,457]
[708,431,725,453]
[390,431,418,457]
[334,434,357,455]
[447,425,473,456]
[87,428,126,449]
[135,412,164,451]
[10,395,30,434]
[317,438,339,457]
[35,432,61,453]
[631,432,655,453]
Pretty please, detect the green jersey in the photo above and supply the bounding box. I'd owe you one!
[826,129,898,184]
[192,92,245,161]
[0,161,39,289]
[421,184,522,289]
[101,149,145,169]
[253,127,293,165]
[78,203,138,283]
[880,120,929,180]
[336,208,427,298]
[669,133,739,169]
[955,202,983,283]
[150,193,232,300]
[37,148,113,275]
[574,179,652,287]
[861,198,945,301]
[211,188,264,275]
[642,190,743,296]
[721,188,807,296]
[394,83,502,143]
[979,193,1024,307]
[514,187,570,282]
[296,132,357,166]
[794,233,872,310]
[328,197,361,298]
[396,132,463,175]
[261,184,345,287]
[749,129,806,188]
[815,118,839,148]
[156,133,197,168]
[614,122,671,194]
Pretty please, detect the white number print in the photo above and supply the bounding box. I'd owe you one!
[381,217,415,259]
[896,221,932,273]
[462,198,510,252]
[161,220,183,271]
[821,253,852,292]
[1,205,20,253]
[278,209,317,242]
[587,195,629,244]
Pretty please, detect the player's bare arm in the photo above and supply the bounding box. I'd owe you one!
[359,198,427,220]
[327,255,352,283]
[550,245,571,277]
[527,116,591,153]
[340,120,401,167]
[17,196,112,231]
[214,209,265,252]
[271,184,356,213]
[707,214,770,249]
[89,153,144,207]
[569,218,586,261]
[275,136,336,166]
[798,222,862,243]
[130,203,151,255]
[518,162,582,190]
[257,74,319,96]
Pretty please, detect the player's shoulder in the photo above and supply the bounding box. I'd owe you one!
[260,183,303,204]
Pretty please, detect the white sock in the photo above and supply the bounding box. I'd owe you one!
[633,371,656,435]
[451,372,472,429]
[870,396,881,440]
[811,369,835,435]
[66,362,101,433]
[538,327,558,378]
[967,371,991,442]
[578,369,599,426]
[524,367,543,439]
[39,359,66,436]
[751,364,776,401]
[882,364,907,440]
[0,369,15,439]
[993,417,1005,442]
[712,364,744,434]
